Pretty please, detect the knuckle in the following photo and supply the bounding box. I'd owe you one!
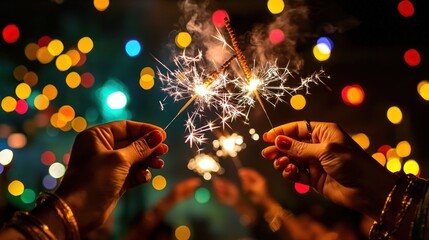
[132,140,150,159]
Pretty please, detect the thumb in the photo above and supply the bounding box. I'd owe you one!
[120,130,165,164]
[275,135,322,160]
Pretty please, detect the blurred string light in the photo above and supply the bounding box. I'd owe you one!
[37,46,55,64]
[97,79,131,121]
[25,43,39,61]
[41,151,56,166]
[43,175,57,190]
[187,153,223,181]
[21,189,36,204]
[93,0,109,11]
[194,187,210,204]
[66,72,81,88]
[49,162,66,179]
[81,72,95,88]
[396,140,411,158]
[139,66,155,90]
[34,94,50,110]
[212,9,229,27]
[267,0,285,14]
[56,54,73,71]
[43,84,58,100]
[13,65,27,81]
[1,96,17,112]
[372,152,386,166]
[107,91,127,109]
[417,80,429,101]
[290,94,306,110]
[48,39,64,56]
[341,84,365,106]
[249,128,259,141]
[386,157,401,173]
[404,48,420,67]
[352,133,370,150]
[15,100,28,115]
[2,24,20,44]
[387,106,403,124]
[16,83,31,99]
[175,32,192,49]
[398,0,415,17]
[8,180,24,196]
[38,36,51,47]
[269,29,285,45]
[71,117,87,132]
[23,71,38,87]
[8,133,27,149]
[78,36,94,54]
[0,148,14,166]
[175,225,191,240]
[125,39,141,57]
[152,175,167,191]
[317,37,334,51]
[313,36,333,61]
[403,159,419,176]
[294,182,310,194]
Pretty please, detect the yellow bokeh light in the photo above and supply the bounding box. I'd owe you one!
[56,54,73,71]
[78,37,94,54]
[372,152,386,166]
[313,43,331,61]
[71,117,87,132]
[175,225,191,240]
[66,72,81,89]
[417,80,429,101]
[1,96,17,112]
[48,39,64,56]
[23,71,39,87]
[37,46,54,64]
[396,140,411,158]
[175,32,192,49]
[50,113,67,128]
[140,67,155,77]
[25,43,39,61]
[152,175,167,191]
[290,94,306,110]
[15,83,32,100]
[346,87,364,105]
[352,133,370,150]
[386,158,402,173]
[403,159,419,175]
[60,122,73,132]
[93,0,109,11]
[13,65,28,81]
[67,49,81,66]
[34,94,50,111]
[387,106,403,124]
[8,133,27,149]
[8,180,25,196]
[58,105,76,122]
[386,148,399,160]
[43,84,58,100]
[267,0,285,14]
[139,74,155,90]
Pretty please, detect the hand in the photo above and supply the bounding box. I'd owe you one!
[55,120,168,234]
[261,121,397,219]
[168,177,202,203]
[238,168,273,208]
[212,177,241,207]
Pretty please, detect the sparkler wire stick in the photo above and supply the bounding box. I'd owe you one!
[164,55,237,130]
[223,17,275,130]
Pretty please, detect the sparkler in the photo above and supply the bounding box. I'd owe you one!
[212,132,245,169]
[187,153,223,180]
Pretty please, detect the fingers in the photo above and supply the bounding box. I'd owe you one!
[263,121,315,143]
[119,130,167,165]
[274,135,322,160]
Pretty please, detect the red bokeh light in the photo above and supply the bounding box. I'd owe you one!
[2,24,20,44]
[41,151,56,166]
[377,145,392,156]
[76,52,87,67]
[269,29,285,45]
[63,152,71,165]
[81,72,95,88]
[398,0,414,17]
[212,10,229,28]
[15,99,28,114]
[404,48,421,66]
[294,182,310,194]
[38,36,52,47]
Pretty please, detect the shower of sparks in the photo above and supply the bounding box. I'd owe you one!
[184,116,219,149]
[213,132,245,169]
[187,153,223,180]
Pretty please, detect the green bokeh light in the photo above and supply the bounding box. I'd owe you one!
[194,187,210,204]
[20,189,36,204]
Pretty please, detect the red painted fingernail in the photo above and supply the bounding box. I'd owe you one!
[276,135,291,150]
[274,159,280,167]
[146,130,163,148]
[285,164,293,172]
[263,133,268,141]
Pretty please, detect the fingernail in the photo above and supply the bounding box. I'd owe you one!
[274,159,280,167]
[276,135,291,150]
[285,164,293,172]
[263,133,268,141]
[146,130,163,148]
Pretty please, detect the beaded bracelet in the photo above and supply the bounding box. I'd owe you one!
[36,192,81,240]
[5,211,56,240]
[369,174,425,239]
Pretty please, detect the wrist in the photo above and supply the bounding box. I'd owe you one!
[30,204,66,240]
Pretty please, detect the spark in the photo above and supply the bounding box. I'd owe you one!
[187,153,223,180]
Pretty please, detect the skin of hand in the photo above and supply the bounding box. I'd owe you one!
[238,168,275,208]
[261,121,398,220]
[212,177,241,207]
[167,177,202,203]
[52,120,168,235]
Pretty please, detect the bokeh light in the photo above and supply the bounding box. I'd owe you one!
[125,39,141,57]
[38,36,51,47]
[195,187,211,204]
[2,24,20,44]
[0,165,3,174]
[78,37,94,54]
[290,94,306,110]
[313,43,331,61]
[7,133,27,149]
[396,140,411,158]
[417,80,429,101]
[398,0,414,17]
[66,72,81,89]
[352,133,370,150]
[152,175,167,191]
[58,105,76,122]
[317,36,334,51]
[267,0,285,14]
[37,46,55,64]
[34,94,50,110]
[21,189,36,204]
[43,84,58,100]
[94,0,109,11]
[15,100,28,115]
[49,162,66,179]
[25,43,39,61]
[13,65,28,81]
[139,74,155,90]
[404,49,420,67]
[140,67,155,77]
[41,151,56,166]
[8,180,24,196]
[294,182,310,194]
[175,32,192,49]
[15,83,31,100]
[372,152,386,166]
[212,9,229,27]
[387,106,403,124]
[107,91,127,110]
[175,225,191,240]
[23,71,39,87]
[71,117,87,132]
[1,96,17,112]
[269,29,285,45]
[47,39,64,56]
[43,175,57,190]
[403,159,419,175]
[81,72,95,88]
[386,157,402,173]
[0,149,14,166]
[67,49,81,66]
[56,54,73,71]
[342,84,364,106]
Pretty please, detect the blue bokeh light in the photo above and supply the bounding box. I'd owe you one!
[317,36,334,51]
[125,39,142,57]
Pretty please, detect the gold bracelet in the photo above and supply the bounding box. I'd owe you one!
[5,211,57,240]
[36,192,81,240]
[264,204,292,232]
